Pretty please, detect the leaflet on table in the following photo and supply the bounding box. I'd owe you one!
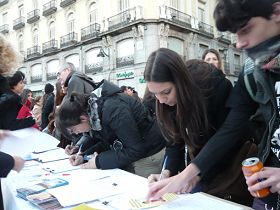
[26,191,62,210]
[151,193,244,210]
[31,147,69,163]
[42,159,79,174]
[47,176,125,207]
[0,128,59,158]
[16,178,69,200]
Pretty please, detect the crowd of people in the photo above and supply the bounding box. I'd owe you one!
[1,0,280,209]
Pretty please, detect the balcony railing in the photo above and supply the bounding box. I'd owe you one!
[85,62,103,74]
[42,39,58,54]
[13,17,25,30]
[27,46,41,60]
[60,0,76,8]
[60,32,77,48]
[27,9,40,24]
[46,72,57,80]
[108,6,140,31]
[234,64,242,76]
[31,75,42,83]
[0,24,9,34]
[81,23,101,41]
[43,0,57,17]
[0,0,8,7]
[217,31,231,44]
[116,55,134,68]
[198,21,214,38]
[162,6,192,29]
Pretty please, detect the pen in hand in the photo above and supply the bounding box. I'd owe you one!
[159,156,168,181]
[76,144,83,160]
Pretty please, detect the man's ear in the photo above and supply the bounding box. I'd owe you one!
[80,115,88,122]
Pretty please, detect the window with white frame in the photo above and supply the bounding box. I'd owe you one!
[119,0,129,11]
[33,29,38,46]
[18,5,24,17]
[67,13,75,33]
[47,59,59,79]
[89,3,97,24]
[32,0,38,9]
[49,21,55,40]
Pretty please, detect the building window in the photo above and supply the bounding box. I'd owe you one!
[32,0,38,9]
[33,29,38,46]
[2,12,7,24]
[18,5,24,17]
[49,21,55,40]
[67,13,75,33]
[169,0,178,9]
[47,59,59,80]
[198,43,208,58]
[198,7,205,22]
[89,3,97,24]
[117,39,134,67]
[234,54,241,65]
[168,37,184,56]
[65,54,79,70]
[18,35,24,52]
[119,0,129,11]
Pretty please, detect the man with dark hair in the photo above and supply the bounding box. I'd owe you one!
[147,0,280,209]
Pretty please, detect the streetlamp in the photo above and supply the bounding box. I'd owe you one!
[97,47,112,81]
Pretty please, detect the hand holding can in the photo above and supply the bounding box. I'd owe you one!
[242,157,270,198]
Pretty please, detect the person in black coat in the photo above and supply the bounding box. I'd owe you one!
[144,49,235,199]
[0,72,35,130]
[56,80,166,177]
[41,83,55,130]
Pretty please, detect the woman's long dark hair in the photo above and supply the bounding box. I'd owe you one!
[55,93,89,138]
[144,48,209,155]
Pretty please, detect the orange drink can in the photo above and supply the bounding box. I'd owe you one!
[242,157,270,198]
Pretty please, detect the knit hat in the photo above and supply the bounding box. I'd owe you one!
[44,83,54,94]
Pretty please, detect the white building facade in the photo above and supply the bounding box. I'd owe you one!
[0,0,244,96]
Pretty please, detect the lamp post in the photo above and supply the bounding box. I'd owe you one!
[97,47,112,81]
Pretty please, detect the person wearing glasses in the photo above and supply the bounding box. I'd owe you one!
[56,79,166,178]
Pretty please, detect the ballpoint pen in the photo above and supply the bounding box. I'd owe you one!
[159,156,168,181]
[76,144,83,159]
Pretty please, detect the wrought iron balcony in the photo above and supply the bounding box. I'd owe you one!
[108,7,139,31]
[31,75,42,83]
[85,62,103,74]
[0,24,9,34]
[198,21,214,38]
[42,40,58,54]
[116,55,134,68]
[81,23,101,41]
[46,72,57,80]
[164,6,192,29]
[217,31,231,44]
[27,9,40,24]
[0,0,8,7]
[27,46,41,60]
[13,17,25,30]
[234,64,242,76]
[60,0,76,8]
[43,0,57,17]
[60,32,77,48]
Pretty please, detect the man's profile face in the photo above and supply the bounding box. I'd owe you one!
[57,68,71,85]
[236,15,280,49]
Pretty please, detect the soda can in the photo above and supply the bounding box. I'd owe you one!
[242,157,270,198]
